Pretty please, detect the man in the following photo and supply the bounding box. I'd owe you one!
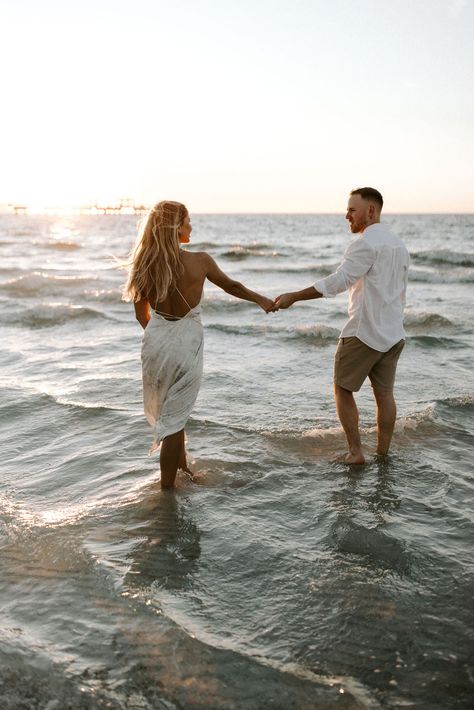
[268,187,409,464]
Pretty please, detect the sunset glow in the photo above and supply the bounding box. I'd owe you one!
[1,0,473,213]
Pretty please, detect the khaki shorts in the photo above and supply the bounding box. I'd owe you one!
[334,337,405,392]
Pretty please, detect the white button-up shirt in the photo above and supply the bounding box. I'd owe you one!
[314,223,410,352]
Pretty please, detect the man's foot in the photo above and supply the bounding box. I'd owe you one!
[332,451,366,465]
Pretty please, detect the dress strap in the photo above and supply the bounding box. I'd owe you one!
[175,286,192,310]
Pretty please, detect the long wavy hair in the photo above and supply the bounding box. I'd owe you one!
[123,200,188,304]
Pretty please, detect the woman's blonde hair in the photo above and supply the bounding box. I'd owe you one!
[123,200,188,304]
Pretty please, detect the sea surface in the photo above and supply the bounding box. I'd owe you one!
[0,213,473,709]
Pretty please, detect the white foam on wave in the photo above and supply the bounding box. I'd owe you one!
[394,407,435,433]
[303,401,458,445]
[303,425,342,440]
[294,324,340,340]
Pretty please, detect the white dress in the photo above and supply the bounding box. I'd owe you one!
[141,289,203,452]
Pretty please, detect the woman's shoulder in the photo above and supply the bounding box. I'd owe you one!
[183,248,211,257]
[182,250,213,265]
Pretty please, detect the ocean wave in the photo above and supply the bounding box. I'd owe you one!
[302,397,474,445]
[188,241,285,258]
[207,323,339,343]
[395,395,474,435]
[409,334,467,348]
[221,245,284,260]
[9,303,113,328]
[150,599,379,708]
[0,272,94,296]
[434,394,474,413]
[404,311,454,331]
[247,263,337,275]
[0,384,140,419]
[293,324,340,342]
[408,267,474,284]
[411,249,474,267]
[202,297,253,312]
[187,240,220,251]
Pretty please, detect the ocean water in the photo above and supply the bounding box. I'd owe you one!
[0,213,473,709]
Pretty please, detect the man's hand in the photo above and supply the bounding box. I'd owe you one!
[266,293,295,312]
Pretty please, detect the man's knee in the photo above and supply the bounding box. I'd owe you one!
[334,383,354,397]
[372,387,395,403]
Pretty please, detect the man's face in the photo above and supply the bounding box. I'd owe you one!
[345,194,370,234]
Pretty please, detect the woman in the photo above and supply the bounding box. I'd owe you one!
[123,201,272,489]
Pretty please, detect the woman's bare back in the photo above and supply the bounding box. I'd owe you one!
[150,251,208,317]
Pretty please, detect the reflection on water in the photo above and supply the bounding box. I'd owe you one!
[123,491,201,592]
[331,458,401,521]
[328,460,409,575]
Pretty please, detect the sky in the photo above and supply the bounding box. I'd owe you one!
[1,0,473,212]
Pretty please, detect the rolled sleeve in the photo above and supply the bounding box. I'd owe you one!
[314,237,375,297]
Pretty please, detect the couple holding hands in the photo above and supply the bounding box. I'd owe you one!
[124,187,409,488]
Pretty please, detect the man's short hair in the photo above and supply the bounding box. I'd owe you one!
[350,187,383,209]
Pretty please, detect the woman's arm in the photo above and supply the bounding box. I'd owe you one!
[204,254,272,312]
[134,298,150,329]
[269,286,322,311]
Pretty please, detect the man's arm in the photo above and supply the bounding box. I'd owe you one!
[313,238,375,297]
[268,238,376,311]
[267,286,322,311]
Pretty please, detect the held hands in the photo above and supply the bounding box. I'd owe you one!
[266,293,295,312]
[256,292,296,313]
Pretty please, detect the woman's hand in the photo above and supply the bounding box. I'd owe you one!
[257,295,274,312]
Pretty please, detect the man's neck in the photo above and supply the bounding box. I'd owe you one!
[361,218,380,233]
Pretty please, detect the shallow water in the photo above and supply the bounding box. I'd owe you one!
[0,213,473,709]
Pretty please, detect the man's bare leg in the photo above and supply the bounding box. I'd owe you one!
[373,388,396,455]
[334,384,365,464]
[160,430,183,488]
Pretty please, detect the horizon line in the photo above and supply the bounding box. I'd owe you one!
[1,210,473,216]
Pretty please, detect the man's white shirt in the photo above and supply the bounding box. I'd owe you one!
[313,223,410,352]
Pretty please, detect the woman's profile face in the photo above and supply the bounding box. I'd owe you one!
[178,215,192,244]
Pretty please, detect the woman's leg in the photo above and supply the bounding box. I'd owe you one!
[177,430,193,474]
[159,430,183,488]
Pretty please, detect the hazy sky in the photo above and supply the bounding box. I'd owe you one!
[1,0,473,212]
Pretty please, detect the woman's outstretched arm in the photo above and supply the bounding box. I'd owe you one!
[134,298,151,329]
[204,254,272,312]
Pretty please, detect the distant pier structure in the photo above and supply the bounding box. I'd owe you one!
[90,198,149,215]
[8,199,149,215]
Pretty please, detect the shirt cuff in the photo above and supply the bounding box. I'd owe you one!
[313,278,330,298]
